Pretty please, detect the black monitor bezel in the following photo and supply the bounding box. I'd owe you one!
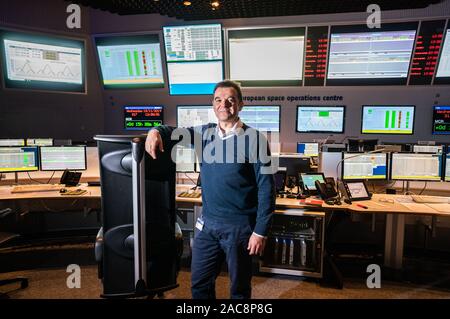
[297,142,320,156]
[432,105,450,135]
[25,138,54,147]
[342,180,372,201]
[238,105,281,132]
[93,32,165,90]
[443,145,450,182]
[326,22,419,86]
[39,145,87,171]
[0,28,86,93]
[434,27,450,85]
[162,23,225,96]
[341,152,389,181]
[390,152,444,182]
[299,172,326,193]
[0,138,25,147]
[123,105,164,131]
[361,105,416,135]
[0,146,39,173]
[176,104,214,127]
[295,105,346,134]
[228,26,306,87]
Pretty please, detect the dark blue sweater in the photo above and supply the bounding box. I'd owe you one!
[157,123,275,236]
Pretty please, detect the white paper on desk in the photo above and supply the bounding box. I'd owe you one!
[425,203,450,213]
[398,202,440,213]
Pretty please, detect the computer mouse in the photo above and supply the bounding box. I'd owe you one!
[59,188,67,193]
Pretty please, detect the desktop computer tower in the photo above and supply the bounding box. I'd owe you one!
[94,135,181,298]
[260,210,324,278]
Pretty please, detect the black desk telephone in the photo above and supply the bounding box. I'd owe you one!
[315,178,342,205]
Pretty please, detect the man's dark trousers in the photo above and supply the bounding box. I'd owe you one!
[191,217,254,299]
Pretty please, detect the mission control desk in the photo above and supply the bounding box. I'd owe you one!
[175,185,450,283]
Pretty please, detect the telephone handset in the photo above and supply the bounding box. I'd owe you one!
[314,179,338,200]
[60,169,82,186]
[315,178,341,205]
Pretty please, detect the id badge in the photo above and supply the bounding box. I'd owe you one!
[195,216,204,231]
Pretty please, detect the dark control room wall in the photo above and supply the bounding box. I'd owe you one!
[88,1,450,151]
[1,0,450,146]
[0,0,104,141]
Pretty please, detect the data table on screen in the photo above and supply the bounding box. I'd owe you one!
[342,153,388,180]
[391,153,442,181]
[177,105,216,128]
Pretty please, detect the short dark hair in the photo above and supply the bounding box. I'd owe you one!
[213,80,243,102]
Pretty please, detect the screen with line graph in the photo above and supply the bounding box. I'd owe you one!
[361,105,415,134]
[0,29,85,92]
[296,105,345,133]
[94,34,164,89]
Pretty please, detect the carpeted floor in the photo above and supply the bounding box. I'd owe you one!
[2,265,450,299]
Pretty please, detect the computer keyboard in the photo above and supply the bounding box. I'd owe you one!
[411,195,450,204]
[11,184,63,193]
[178,191,201,198]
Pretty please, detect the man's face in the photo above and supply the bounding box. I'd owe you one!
[213,87,243,123]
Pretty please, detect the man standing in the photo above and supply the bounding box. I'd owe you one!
[145,80,275,299]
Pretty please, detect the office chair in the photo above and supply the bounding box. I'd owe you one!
[0,208,28,299]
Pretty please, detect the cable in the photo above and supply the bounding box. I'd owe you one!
[183,172,197,186]
[419,181,428,195]
[46,171,56,184]
[26,171,56,184]
[26,171,45,184]
[39,198,80,213]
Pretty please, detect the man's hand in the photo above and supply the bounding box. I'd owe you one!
[145,129,164,159]
[247,234,266,256]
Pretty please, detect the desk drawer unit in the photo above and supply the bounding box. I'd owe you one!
[260,209,324,278]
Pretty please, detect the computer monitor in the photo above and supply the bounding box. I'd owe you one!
[327,23,417,85]
[432,106,450,135]
[435,28,450,84]
[390,153,442,181]
[163,24,223,95]
[94,33,164,89]
[342,152,388,180]
[274,171,287,193]
[413,145,443,154]
[347,139,378,152]
[39,146,87,171]
[26,138,53,146]
[176,105,216,127]
[228,27,305,86]
[53,139,72,146]
[300,172,326,192]
[0,29,85,92]
[296,106,345,133]
[297,143,319,157]
[174,145,196,173]
[445,147,450,182]
[361,105,415,135]
[0,146,39,172]
[239,105,280,132]
[124,105,164,130]
[0,139,25,147]
[277,154,311,177]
